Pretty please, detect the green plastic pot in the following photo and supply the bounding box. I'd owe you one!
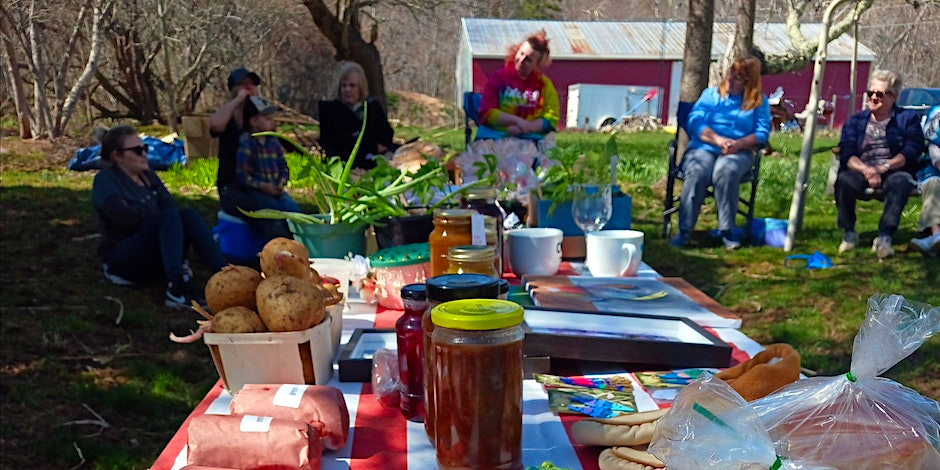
[288,215,368,258]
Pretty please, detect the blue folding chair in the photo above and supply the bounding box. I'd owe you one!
[463,91,483,147]
[662,101,762,240]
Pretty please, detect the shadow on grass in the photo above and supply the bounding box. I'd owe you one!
[1,185,222,468]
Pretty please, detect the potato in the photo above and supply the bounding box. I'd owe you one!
[255,275,326,332]
[205,265,263,313]
[211,306,267,333]
[260,238,309,278]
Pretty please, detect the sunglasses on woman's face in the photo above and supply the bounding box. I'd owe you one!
[121,145,147,156]
[866,90,893,99]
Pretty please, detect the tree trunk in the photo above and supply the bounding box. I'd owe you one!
[677,0,714,156]
[730,0,756,61]
[157,0,178,133]
[54,0,112,137]
[27,0,55,137]
[0,8,33,139]
[301,0,388,111]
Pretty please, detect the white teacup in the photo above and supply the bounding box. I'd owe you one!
[508,228,563,277]
[586,230,644,277]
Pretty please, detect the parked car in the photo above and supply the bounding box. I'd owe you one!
[897,87,940,124]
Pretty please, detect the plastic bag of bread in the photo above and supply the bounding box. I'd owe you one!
[230,384,350,450]
[187,414,321,469]
[648,374,833,469]
[751,294,940,469]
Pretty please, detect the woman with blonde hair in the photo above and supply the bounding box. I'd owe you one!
[670,56,771,250]
[319,61,395,170]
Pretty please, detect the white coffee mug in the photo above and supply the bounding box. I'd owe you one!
[586,230,644,277]
[508,228,563,277]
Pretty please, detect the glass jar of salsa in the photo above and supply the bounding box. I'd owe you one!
[431,299,524,470]
[422,274,500,445]
[445,245,499,278]
[428,209,473,277]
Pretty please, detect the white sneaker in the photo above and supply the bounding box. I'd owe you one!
[838,231,858,253]
[910,233,940,257]
[872,236,894,259]
[103,263,134,286]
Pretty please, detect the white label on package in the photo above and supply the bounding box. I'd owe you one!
[471,212,486,245]
[273,384,308,408]
[240,415,273,433]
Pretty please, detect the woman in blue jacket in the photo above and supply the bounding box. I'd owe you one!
[834,69,926,259]
[670,56,771,250]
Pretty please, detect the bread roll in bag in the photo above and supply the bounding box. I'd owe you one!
[230,384,350,450]
[187,414,321,469]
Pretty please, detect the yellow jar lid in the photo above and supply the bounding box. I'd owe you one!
[431,299,524,330]
[433,208,472,219]
[447,245,494,262]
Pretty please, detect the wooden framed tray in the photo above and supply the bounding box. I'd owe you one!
[522,308,733,369]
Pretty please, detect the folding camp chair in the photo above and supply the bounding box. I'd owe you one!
[662,102,763,240]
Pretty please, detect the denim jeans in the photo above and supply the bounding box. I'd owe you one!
[105,207,226,284]
[219,185,300,240]
[678,148,754,232]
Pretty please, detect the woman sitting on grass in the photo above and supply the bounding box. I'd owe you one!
[92,125,225,309]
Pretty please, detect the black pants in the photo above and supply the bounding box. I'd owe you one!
[835,170,915,237]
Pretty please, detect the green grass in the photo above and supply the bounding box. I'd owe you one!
[1,127,937,468]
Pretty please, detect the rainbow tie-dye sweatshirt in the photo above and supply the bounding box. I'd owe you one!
[479,63,559,133]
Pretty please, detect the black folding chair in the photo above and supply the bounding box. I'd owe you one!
[662,102,762,240]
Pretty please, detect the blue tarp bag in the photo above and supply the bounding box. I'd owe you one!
[749,218,788,248]
[784,251,833,270]
[68,136,187,171]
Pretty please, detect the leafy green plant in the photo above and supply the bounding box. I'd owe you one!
[539,135,621,213]
[243,101,449,225]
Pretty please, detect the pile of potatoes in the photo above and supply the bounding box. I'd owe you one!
[171,238,343,341]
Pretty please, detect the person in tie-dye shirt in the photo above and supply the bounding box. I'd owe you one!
[477,29,559,141]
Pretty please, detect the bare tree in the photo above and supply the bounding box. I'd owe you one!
[678,0,715,157]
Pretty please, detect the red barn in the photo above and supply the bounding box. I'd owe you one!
[457,18,876,130]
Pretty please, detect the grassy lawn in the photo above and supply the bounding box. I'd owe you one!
[1,128,937,468]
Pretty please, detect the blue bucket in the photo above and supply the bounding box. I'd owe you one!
[213,211,268,261]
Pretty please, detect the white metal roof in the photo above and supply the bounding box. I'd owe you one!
[461,18,876,62]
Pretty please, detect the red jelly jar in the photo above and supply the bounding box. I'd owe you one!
[396,283,428,422]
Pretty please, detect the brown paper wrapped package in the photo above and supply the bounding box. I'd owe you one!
[187,414,321,469]
[714,343,801,402]
[230,383,350,450]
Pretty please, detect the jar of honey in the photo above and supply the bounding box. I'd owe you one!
[445,245,499,278]
[461,187,505,274]
[431,299,524,470]
[428,209,473,277]
[422,274,500,445]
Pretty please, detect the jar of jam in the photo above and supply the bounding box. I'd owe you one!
[431,299,524,470]
[461,188,505,274]
[396,283,427,423]
[423,274,500,444]
[428,209,473,277]
[445,245,499,278]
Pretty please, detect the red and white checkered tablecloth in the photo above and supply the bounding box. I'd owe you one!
[150,265,763,470]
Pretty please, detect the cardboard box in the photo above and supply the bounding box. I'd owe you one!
[203,315,334,392]
[181,115,217,159]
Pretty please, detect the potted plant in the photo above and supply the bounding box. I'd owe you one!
[531,136,633,256]
[243,103,450,257]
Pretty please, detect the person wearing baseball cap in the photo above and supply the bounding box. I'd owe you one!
[209,67,261,222]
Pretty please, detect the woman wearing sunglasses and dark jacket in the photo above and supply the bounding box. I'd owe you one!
[834,69,926,259]
[92,125,226,309]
